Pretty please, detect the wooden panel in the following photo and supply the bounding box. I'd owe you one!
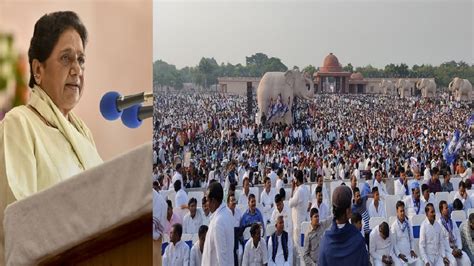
[39,212,152,265]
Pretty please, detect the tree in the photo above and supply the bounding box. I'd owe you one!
[198,57,219,89]
[303,65,317,77]
[343,63,354,73]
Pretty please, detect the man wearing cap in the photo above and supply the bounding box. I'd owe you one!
[318,185,369,266]
[404,182,425,217]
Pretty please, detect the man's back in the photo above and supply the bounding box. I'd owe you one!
[202,204,234,266]
[318,221,369,266]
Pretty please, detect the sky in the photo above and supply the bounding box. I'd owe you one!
[153,0,473,69]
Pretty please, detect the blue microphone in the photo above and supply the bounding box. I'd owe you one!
[100,91,152,121]
[121,104,153,128]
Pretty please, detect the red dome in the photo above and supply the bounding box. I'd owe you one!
[320,53,342,72]
[350,72,364,80]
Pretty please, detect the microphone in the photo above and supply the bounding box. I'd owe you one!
[121,104,153,128]
[100,91,153,120]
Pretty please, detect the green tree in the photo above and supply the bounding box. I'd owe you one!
[303,65,317,77]
[198,57,219,89]
[343,63,354,73]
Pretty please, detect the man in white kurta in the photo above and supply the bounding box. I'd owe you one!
[267,216,293,266]
[404,183,425,217]
[373,170,388,199]
[289,171,310,246]
[174,180,189,221]
[190,225,208,266]
[183,198,203,234]
[438,201,471,266]
[310,186,329,221]
[419,204,449,266]
[368,187,386,218]
[369,223,398,266]
[271,194,293,237]
[390,201,419,266]
[242,224,268,266]
[238,178,251,206]
[261,177,276,224]
[202,182,234,266]
[162,224,190,266]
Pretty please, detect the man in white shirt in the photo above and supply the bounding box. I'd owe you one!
[174,180,189,221]
[276,168,285,192]
[420,184,436,207]
[201,196,210,226]
[238,177,251,206]
[419,203,450,266]
[171,163,184,189]
[268,216,293,266]
[201,182,235,266]
[163,223,190,266]
[183,197,203,234]
[373,170,388,199]
[190,225,208,266]
[269,168,278,187]
[311,186,329,221]
[404,182,425,217]
[368,187,386,218]
[227,193,243,265]
[242,223,268,266]
[261,177,276,224]
[390,200,419,265]
[289,170,310,259]
[438,200,471,266]
[369,222,398,266]
[271,194,293,236]
[453,181,473,210]
[394,167,410,198]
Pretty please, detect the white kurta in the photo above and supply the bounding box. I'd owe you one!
[261,189,275,223]
[267,233,293,266]
[271,205,293,237]
[190,241,202,266]
[229,206,242,227]
[289,185,310,245]
[390,218,416,259]
[175,188,189,220]
[201,203,235,266]
[403,196,425,217]
[438,217,472,266]
[419,218,446,265]
[242,238,268,266]
[153,190,167,240]
[310,200,330,221]
[183,210,203,234]
[162,240,190,266]
[368,200,386,218]
[369,225,398,266]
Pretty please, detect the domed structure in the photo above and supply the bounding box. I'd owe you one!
[350,72,364,80]
[320,53,343,73]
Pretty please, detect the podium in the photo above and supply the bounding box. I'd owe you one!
[3,143,153,265]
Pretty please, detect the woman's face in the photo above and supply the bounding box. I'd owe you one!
[38,29,85,116]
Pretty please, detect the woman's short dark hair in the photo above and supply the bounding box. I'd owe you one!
[28,11,88,88]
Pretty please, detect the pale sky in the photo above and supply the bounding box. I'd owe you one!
[153,0,473,69]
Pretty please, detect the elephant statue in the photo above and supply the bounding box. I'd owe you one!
[449,77,473,102]
[416,78,436,98]
[379,79,395,95]
[256,70,314,125]
[395,79,413,98]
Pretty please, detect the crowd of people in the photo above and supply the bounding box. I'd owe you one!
[152,90,474,266]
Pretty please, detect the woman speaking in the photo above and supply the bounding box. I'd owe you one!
[0,11,102,215]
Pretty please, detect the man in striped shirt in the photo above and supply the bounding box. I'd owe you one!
[352,187,371,246]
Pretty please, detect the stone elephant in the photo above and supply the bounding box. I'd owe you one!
[396,79,413,98]
[416,78,436,98]
[379,79,395,95]
[256,70,314,125]
[449,77,473,102]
